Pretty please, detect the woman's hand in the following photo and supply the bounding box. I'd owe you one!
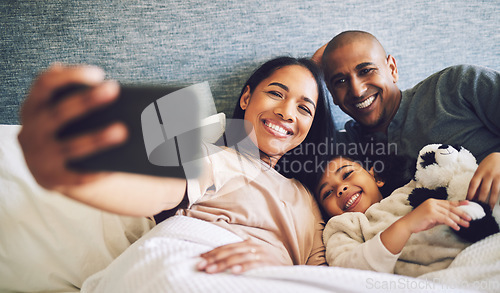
[18,63,125,191]
[197,238,286,274]
[467,152,500,210]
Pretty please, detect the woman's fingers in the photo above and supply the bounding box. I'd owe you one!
[198,239,277,274]
[48,80,120,130]
[22,64,106,120]
[60,122,128,160]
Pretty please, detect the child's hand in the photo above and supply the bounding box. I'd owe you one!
[197,238,286,274]
[403,199,472,233]
[467,152,500,210]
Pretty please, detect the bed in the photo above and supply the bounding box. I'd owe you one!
[1,1,499,292]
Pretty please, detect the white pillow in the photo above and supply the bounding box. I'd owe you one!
[0,125,154,292]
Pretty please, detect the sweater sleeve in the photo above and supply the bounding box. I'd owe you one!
[324,215,400,273]
[306,199,327,266]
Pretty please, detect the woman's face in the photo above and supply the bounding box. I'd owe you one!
[316,157,384,217]
[240,65,318,165]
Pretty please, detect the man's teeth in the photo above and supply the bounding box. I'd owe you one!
[355,95,375,109]
[344,193,360,210]
[265,121,289,135]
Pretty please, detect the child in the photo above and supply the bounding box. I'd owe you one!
[314,153,473,277]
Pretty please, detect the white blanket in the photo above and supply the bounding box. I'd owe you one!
[81,215,482,293]
[418,232,500,292]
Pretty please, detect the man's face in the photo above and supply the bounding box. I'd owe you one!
[323,40,400,132]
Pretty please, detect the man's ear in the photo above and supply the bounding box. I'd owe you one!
[240,85,251,110]
[386,55,399,83]
[369,167,386,188]
[312,43,327,65]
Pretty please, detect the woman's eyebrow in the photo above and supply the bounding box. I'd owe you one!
[268,82,289,91]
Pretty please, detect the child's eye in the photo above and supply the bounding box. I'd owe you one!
[342,170,353,180]
[322,190,334,200]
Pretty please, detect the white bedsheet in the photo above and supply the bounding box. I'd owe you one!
[82,215,488,293]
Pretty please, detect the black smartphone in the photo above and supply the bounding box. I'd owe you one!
[52,82,207,179]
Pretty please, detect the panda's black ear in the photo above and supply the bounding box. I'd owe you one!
[408,187,448,208]
[419,151,436,168]
[452,144,463,152]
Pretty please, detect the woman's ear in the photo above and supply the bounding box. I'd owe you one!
[369,167,385,188]
[240,85,251,110]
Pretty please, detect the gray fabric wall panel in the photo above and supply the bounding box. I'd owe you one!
[1,0,499,126]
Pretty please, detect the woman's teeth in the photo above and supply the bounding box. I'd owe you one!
[355,95,375,109]
[344,193,360,210]
[265,121,289,135]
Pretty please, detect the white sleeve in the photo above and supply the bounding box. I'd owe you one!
[325,222,400,273]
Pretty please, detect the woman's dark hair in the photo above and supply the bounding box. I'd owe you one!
[229,56,337,186]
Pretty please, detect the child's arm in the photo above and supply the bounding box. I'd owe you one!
[380,199,472,254]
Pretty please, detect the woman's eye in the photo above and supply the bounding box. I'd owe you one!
[342,170,353,180]
[299,105,312,115]
[268,91,283,99]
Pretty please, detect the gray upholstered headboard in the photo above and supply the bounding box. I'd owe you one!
[1,1,499,128]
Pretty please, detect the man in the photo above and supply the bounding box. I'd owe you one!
[313,30,500,208]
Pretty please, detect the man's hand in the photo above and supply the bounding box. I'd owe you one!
[467,152,500,209]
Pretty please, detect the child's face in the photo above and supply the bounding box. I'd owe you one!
[316,157,384,217]
[239,65,318,164]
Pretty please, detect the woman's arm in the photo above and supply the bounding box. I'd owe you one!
[18,64,186,217]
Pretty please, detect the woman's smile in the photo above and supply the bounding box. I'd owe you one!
[262,119,293,137]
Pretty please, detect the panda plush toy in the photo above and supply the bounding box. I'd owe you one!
[408,144,499,242]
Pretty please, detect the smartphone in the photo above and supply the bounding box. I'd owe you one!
[52,82,208,179]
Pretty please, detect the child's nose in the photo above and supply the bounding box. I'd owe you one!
[337,185,348,197]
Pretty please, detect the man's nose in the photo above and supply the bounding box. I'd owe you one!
[349,77,367,98]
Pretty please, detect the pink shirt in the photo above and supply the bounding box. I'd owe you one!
[178,143,326,266]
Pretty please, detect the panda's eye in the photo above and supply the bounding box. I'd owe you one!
[419,151,437,168]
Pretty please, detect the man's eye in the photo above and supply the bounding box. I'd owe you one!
[334,78,346,86]
[342,170,353,180]
[360,68,374,75]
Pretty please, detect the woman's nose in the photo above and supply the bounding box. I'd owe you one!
[274,101,294,122]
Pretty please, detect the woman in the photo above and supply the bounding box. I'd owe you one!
[18,56,336,274]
